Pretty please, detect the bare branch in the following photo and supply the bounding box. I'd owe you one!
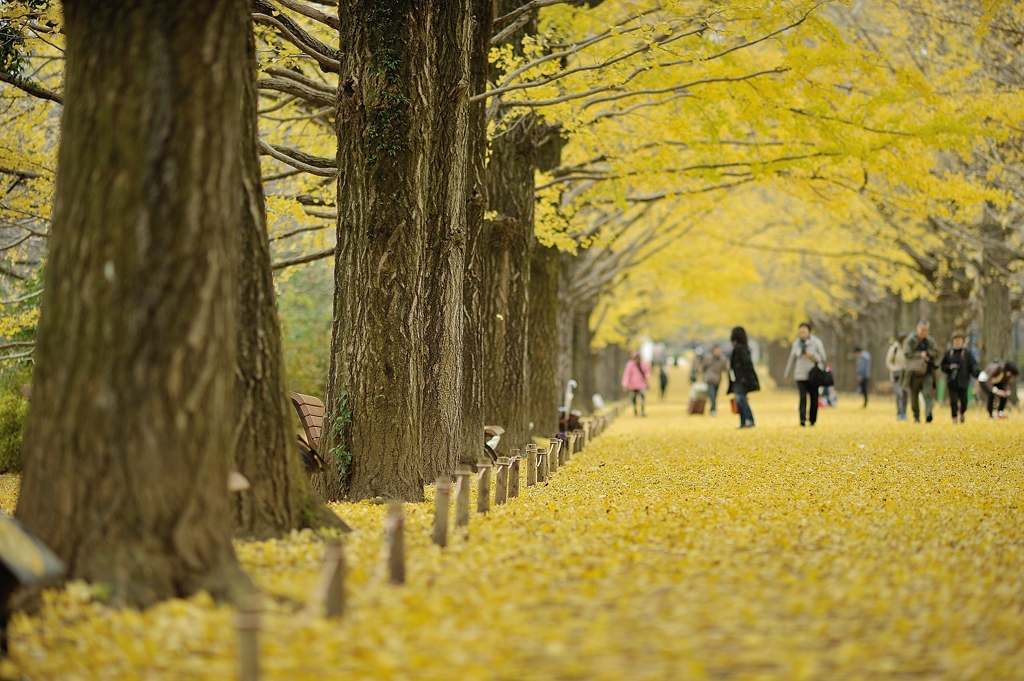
[258,76,335,108]
[0,340,35,351]
[269,224,332,242]
[0,166,43,179]
[272,246,335,270]
[0,71,63,104]
[272,0,339,29]
[253,0,340,72]
[258,139,337,177]
[476,25,706,103]
[493,0,572,30]
[0,289,42,305]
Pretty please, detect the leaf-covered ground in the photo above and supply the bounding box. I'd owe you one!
[3,390,1024,679]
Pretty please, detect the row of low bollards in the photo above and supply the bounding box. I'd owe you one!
[236,408,618,680]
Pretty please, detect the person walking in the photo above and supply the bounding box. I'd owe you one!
[902,319,941,423]
[886,333,908,421]
[659,365,669,401]
[621,351,650,417]
[855,346,872,408]
[979,359,1019,419]
[941,330,979,423]
[783,321,827,426]
[727,327,759,428]
[701,345,728,416]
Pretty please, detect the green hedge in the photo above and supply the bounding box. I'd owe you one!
[0,391,26,473]
[0,366,30,473]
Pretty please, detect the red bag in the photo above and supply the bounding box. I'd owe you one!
[688,398,706,415]
[730,397,739,414]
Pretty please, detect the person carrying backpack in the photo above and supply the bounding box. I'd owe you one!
[902,319,940,423]
[940,330,979,424]
[621,352,650,417]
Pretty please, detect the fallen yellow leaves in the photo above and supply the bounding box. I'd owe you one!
[5,393,1024,679]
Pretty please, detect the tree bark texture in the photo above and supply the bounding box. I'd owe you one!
[16,0,249,606]
[556,252,577,409]
[326,1,432,502]
[979,218,1012,364]
[421,0,471,482]
[528,243,560,437]
[234,14,341,537]
[460,0,493,468]
[483,119,536,455]
[572,306,596,414]
[482,0,537,455]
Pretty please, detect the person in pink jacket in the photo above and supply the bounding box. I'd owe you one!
[621,352,650,417]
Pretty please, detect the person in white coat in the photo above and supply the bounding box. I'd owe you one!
[783,321,827,426]
[885,333,908,421]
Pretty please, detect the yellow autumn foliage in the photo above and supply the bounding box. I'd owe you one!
[3,383,1024,679]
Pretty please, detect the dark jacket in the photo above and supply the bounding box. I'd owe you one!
[941,348,979,390]
[727,344,760,394]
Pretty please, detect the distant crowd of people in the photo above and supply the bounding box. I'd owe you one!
[623,318,1019,427]
[884,319,1017,424]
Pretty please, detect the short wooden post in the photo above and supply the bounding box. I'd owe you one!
[455,465,472,527]
[549,440,559,475]
[556,436,568,465]
[508,450,521,498]
[476,459,492,513]
[494,457,509,505]
[235,592,262,681]
[536,445,547,482]
[548,438,565,464]
[526,447,538,486]
[386,501,405,585]
[325,539,345,617]
[433,477,452,547]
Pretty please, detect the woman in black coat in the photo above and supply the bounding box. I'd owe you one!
[940,330,979,423]
[727,326,760,428]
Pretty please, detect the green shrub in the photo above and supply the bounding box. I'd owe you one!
[0,391,26,473]
[0,364,31,473]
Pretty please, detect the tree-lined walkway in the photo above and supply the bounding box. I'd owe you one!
[6,385,1024,679]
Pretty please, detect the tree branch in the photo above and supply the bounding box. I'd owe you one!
[271,0,339,29]
[0,71,63,104]
[253,0,340,72]
[258,76,335,108]
[272,246,335,270]
[258,139,337,177]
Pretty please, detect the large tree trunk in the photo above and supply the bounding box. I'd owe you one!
[233,14,341,537]
[16,0,248,606]
[326,1,432,502]
[572,306,596,413]
[556,252,577,410]
[459,0,493,468]
[482,0,537,456]
[979,218,1012,364]
[528,243,560,437]
[483,120,535,455]
[421,1,471,482]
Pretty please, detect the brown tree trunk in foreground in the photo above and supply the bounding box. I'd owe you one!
[234,15,342,537]
[16,0,248,606]
[460,0,493,468]
[421,0,471,482]
[326,1,431,502]
[528,243,560,437]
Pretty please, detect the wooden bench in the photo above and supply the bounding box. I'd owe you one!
[289,392,326,474]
